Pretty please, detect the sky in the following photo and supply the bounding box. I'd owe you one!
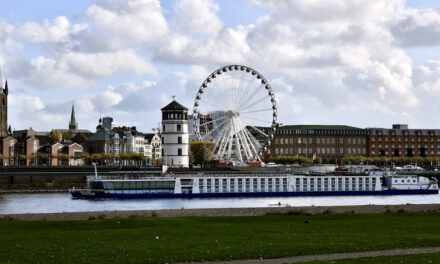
[1,0,440,133]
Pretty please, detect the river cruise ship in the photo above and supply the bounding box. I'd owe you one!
[70,172,439,199]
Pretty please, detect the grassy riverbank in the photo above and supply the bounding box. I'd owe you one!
[1,212,440,263]
[302,252,440,264]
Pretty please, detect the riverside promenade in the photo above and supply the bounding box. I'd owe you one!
[2,203,440,221]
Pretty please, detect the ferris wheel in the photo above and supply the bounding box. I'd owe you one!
[192,65,278,163]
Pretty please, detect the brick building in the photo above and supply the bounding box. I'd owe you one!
[366,124,440,157]
[270,125,367,160]
[0,136,16,165]
[84,127,126,154]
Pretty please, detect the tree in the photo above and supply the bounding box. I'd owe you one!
[62,133,72,141]
[313,156,323,164]
[50,130,63,142]
[190,141,215,165]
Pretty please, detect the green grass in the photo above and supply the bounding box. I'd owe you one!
[1,212,440,264]
[302,252,440,263]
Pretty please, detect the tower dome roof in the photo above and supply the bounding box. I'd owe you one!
[161,100,188,111]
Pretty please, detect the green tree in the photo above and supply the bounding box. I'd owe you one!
[62,133,72,141]
[49,130,63,142]
[313,156,323,164]
[190,141,215,165]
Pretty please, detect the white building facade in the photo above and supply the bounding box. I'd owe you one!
[161,100,189,167]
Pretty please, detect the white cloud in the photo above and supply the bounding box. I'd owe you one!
[86,0,168,43]
[175,0,223,36]
[391,7,440,47]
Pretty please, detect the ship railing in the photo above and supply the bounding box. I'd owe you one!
[173,173,290,178]
[86,175,172,181]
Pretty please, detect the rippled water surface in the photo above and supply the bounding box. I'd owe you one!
[1,192,439,214]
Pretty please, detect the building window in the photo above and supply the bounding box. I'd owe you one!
[163,124,165,132]
[177,124,181,132]
[178,148,182,156]
[178,137,182,144]
[280,138,284,144]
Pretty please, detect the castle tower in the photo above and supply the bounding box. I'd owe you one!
[161,97,189,167]
[69,103,78,131]
[0,67,8,137]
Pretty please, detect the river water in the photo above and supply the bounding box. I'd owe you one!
[1,192,440,214]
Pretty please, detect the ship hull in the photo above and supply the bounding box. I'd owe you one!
[70,189,439,199]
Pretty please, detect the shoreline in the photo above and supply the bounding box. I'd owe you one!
[1,203,440,221]
[0,189,68,193]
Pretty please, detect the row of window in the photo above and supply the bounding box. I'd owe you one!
[276,137,365,145]
[100,181,175,190]
[277,130,365,135]
[197,177,377,193]
[198,178,288,193]
[275,147,366,155]
[162,113,187,120]
[372,143,439,149]
[372,149,440,155]
[371,136,440,142]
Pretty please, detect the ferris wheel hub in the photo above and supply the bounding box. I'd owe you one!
[226,110,239,118]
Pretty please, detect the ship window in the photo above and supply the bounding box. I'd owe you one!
[113,182,123,189]
[268,178,273,192]
[246,179,250,192]
[199,179,203,193]
[222,179,227,192]
[303,178,307,192]
[215,179,220,193]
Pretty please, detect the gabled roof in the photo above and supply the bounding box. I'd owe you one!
[86,128,119,141]
[161,100,188,111]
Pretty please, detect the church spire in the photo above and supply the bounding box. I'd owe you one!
[5,79,8,95]
[69,102,78,130]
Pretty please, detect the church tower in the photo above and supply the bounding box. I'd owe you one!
[69,103,78,131]
[0,67,8,137]
[161,97,189,168]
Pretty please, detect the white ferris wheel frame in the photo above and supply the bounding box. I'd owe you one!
[192,65,278,163]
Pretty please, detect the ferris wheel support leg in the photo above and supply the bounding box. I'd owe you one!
[232,118,243,163]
